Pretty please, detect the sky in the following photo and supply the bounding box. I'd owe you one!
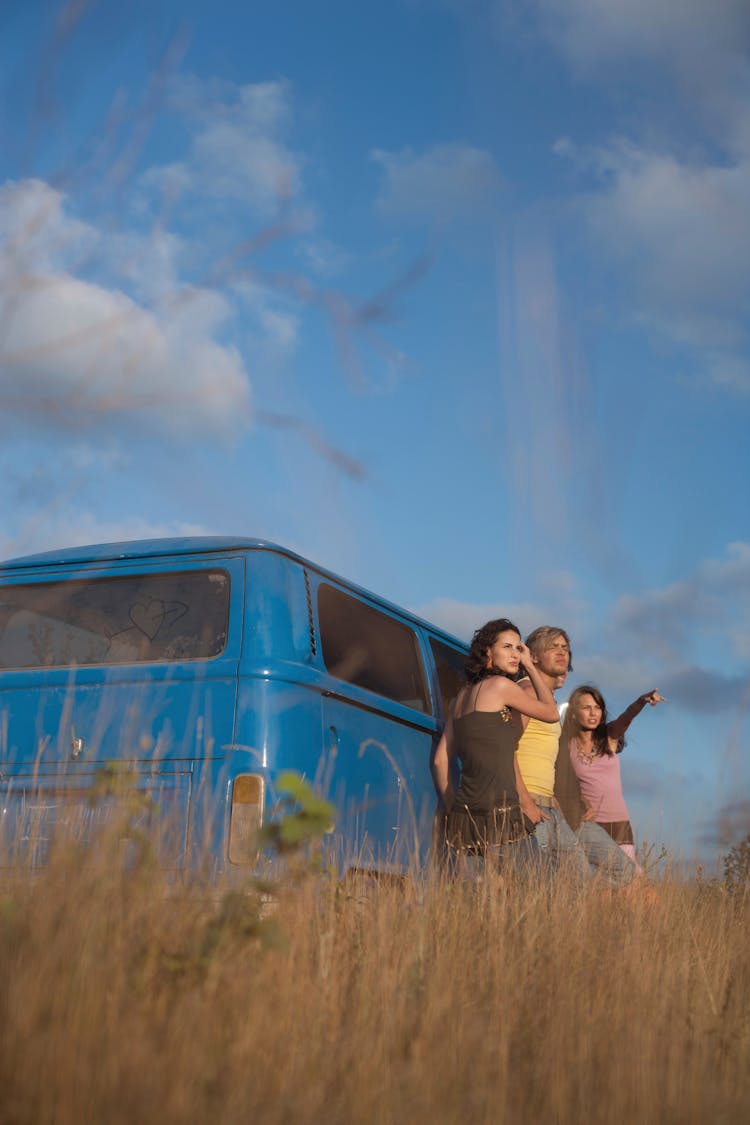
[1,0,749,870]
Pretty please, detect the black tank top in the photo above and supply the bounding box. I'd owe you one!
[453,686,522,813]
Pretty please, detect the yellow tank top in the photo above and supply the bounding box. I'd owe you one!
[515,716,561,797]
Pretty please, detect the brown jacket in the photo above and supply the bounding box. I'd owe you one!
[554,729,586,831]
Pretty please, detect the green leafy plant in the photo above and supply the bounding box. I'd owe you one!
[260,770,335,855]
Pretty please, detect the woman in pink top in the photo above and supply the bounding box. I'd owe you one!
[561,685,665,869]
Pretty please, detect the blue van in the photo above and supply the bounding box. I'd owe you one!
[0,538,467,874]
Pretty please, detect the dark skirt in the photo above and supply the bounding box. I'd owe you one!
[446,803,531,854]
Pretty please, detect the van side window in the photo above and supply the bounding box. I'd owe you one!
[318,583,430,713]
[429,638,467,717]
[0,570,230,668]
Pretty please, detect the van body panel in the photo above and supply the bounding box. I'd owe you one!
[309,568,443,866]
[0,763,193,868]
[0,555,244,769]
[0,537,468,873]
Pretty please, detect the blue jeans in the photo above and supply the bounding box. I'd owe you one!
[576,821,636,887]
[448,834,542,882]
[532,807,593,883]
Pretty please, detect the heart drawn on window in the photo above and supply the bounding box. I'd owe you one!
[128,599,188,640]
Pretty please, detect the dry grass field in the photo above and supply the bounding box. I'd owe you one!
[1,809,749,1125]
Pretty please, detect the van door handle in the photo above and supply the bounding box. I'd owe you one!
[327,725,340,753]
[71,735,85,759]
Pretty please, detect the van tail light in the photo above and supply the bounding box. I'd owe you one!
[228,773,264,864]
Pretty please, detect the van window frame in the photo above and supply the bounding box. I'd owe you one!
[315,580,434,719]
[0,556,245,683]
[427,636,468,721]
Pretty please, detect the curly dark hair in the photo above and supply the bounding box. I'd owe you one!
[464,618,521,684]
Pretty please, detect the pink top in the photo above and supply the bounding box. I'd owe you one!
[569,737,630,823]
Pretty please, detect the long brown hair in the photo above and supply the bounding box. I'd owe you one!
[562,685,619,757]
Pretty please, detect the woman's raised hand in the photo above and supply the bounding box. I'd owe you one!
[518,642,535,671]
[642,690,666,706]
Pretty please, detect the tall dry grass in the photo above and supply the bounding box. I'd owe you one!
[0,824,748,1125]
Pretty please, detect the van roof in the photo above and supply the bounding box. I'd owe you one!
[0,536,467,649]
[2,536,273,569]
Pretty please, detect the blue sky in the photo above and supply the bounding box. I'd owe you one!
[1,0,749,869]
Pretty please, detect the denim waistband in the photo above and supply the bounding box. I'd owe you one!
[528,793,556,809]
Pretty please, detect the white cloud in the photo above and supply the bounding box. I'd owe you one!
[530,0,750,81]
[585,141,750,316]
[567,653,658,703]
[146,78,303,216]
[413,596,576,644]
[486,1,750,391]
[0,178,252,437]
[573,545,750,715]
[372,143,502,225]
[0,177,96,271]
[0,270,251,436]
[418,543,750,714]
[556,136,750,388]
[110,227,184,308]
[611,541,750,663]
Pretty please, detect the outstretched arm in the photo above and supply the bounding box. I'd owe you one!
[607,690,665,746]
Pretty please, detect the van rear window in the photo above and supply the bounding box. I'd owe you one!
[0,570,230,668]
[429,638,467,717]
[318,583,430,713]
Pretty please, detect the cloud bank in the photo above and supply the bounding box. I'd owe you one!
[149,78,304,215]
[0,177,253,438]
[418,541,750,715]
[488,0,750,392]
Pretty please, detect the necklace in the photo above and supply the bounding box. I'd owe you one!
[575,738,597,766]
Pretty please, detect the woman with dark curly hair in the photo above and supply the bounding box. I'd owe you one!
[431,617,558,874]
[559,684,665,870]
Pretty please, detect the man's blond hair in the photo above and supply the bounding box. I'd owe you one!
[525,625,573,672]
